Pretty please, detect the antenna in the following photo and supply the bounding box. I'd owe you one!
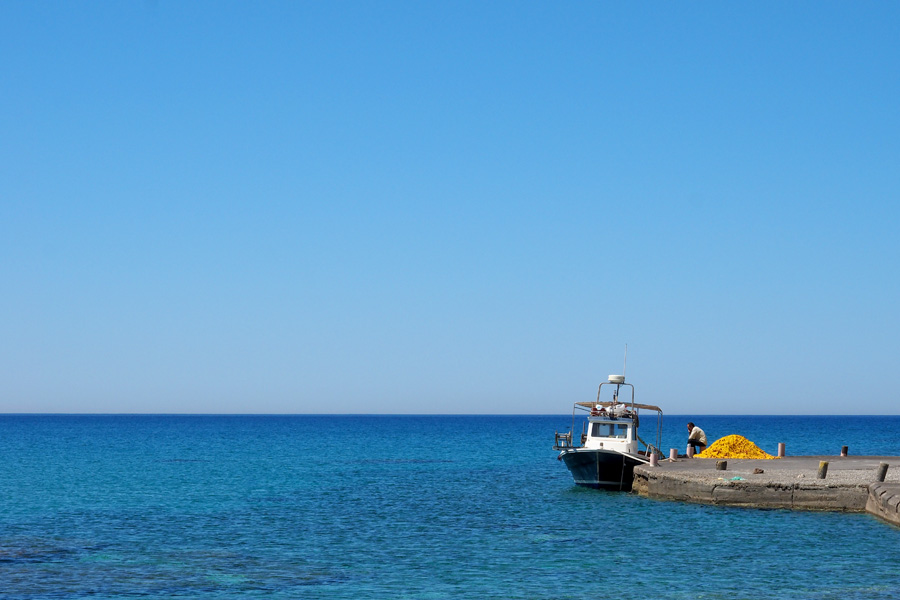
[623,344,627,378]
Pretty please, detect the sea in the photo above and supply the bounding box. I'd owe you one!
[2,414,899,600]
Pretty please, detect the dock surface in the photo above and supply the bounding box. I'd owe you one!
[633,456,900,527]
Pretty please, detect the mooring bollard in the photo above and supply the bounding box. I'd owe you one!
[650,451,659,467]
[687,446,694,458]
[876,462,889,482]
[841,445,848,457]
[716,460,727,471]
[777,443,785,458]
[669,448,677,461]
[818,461,829,479]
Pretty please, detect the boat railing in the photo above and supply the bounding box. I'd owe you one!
[553,431,574,450]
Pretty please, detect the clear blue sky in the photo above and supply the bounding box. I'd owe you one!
[1,2,897,414]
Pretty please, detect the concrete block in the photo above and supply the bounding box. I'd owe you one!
[886,493,900,510]
[866,484,900,527]
[646,474,716,503]
[711,483,793,508]
[793,485,868,512]
[632,472,650,496]
[870,484,890,500]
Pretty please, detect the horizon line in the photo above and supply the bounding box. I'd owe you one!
[2,412,899,417]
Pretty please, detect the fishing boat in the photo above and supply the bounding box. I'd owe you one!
[553,374,663,491]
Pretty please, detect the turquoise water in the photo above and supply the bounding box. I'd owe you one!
[2,415,899,599]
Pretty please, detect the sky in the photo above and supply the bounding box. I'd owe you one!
[1,2,898,415]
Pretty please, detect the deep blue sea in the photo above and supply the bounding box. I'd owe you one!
[2,415,899,599]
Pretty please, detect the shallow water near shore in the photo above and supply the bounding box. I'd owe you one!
[2,414,899,599]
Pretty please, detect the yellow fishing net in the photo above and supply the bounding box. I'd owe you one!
[695,434,779,459]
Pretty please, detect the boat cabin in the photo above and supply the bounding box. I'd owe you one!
[583,416,637,454]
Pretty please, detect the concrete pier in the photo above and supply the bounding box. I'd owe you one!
[867,483,900,527]
[633,456,900,526]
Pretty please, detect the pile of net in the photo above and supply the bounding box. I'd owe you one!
[695,434,779,459]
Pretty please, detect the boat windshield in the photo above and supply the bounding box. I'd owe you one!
[590,422,629,439]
